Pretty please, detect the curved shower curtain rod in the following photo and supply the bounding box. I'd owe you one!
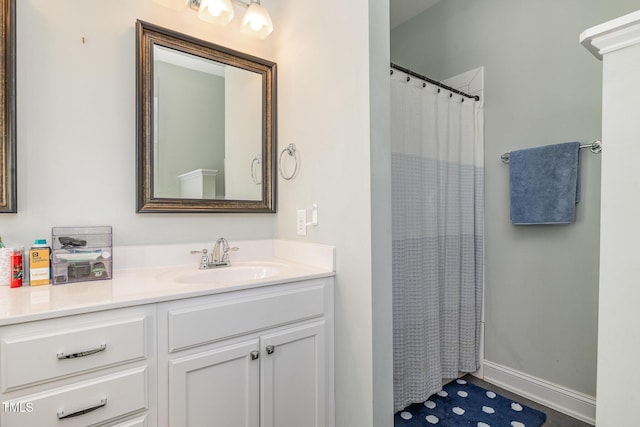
[390,62,480,101]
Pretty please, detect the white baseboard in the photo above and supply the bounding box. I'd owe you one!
[482,360,596,425]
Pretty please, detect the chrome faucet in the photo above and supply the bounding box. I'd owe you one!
[212,238,238,265]
[191,238,239,269]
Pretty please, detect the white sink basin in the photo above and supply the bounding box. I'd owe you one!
[156,262,283,285]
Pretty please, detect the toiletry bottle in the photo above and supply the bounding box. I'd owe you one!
[10,246,23,288]
[29,239,51,286]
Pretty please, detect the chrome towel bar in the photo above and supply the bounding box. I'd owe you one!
[501,140,601,164]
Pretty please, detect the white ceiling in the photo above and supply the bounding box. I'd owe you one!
[390,0,442,29]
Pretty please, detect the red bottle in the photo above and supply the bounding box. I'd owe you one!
[10,246,23,288]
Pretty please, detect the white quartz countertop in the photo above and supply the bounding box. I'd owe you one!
[0,240,336,326]
[0,258,334,326]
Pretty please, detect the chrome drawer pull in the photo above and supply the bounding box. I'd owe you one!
[266,345,275,355]
[57,398,107,420]
[250,350,260,360]
[57,344,107,360]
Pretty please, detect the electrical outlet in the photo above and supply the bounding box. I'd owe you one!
[296,209,307,236]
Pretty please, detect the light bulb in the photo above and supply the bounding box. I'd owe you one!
[198,0,234,25]
[240,2,273,40]
[208,4,222,16]
[250,19,262,32]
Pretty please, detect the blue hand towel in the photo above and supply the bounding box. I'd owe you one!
[509,142,580,225]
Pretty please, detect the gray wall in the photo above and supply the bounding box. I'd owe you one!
[156,62,225,198]
[7,0,277,248]
[391,0,638,397]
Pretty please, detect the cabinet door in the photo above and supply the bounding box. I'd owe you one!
[169,339,260,427]
[261,321,326,427]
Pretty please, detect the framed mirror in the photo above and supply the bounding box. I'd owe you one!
[0,0,15,213]
[136,20,276,213]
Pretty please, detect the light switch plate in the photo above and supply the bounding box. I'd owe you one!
[296,209,307,236]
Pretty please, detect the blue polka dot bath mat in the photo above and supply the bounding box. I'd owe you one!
[395,378,546,427]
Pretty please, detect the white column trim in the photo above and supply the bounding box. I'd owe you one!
[580,9,640,60]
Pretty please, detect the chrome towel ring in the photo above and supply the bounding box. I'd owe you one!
[250,154,262,185]
[279,143,299,180]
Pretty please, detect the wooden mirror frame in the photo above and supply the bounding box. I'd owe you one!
[136,20,276,213]
[0,0,15,213]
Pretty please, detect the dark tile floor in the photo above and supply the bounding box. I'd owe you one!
[464,375,593,427]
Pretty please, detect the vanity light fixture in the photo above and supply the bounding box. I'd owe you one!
[152,0,274,40]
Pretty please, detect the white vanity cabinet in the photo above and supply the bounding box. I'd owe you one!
[0,306,156,427]
[0,243,336,427]
[157,278,334,427]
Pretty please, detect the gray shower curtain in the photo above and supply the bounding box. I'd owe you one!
[391,70,484,412]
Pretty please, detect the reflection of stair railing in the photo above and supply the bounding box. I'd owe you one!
[251,154,262,185]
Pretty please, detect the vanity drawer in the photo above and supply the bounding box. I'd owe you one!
[1,315,148,391]
[106,414,148,427]
[1,367,147,427]
[109,415,148,427]
[168,283,326,352]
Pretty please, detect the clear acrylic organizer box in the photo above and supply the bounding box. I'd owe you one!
[51,226,112,285]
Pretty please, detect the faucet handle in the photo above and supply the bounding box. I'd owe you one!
[221,246,239,263]
[190,249,210,269]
